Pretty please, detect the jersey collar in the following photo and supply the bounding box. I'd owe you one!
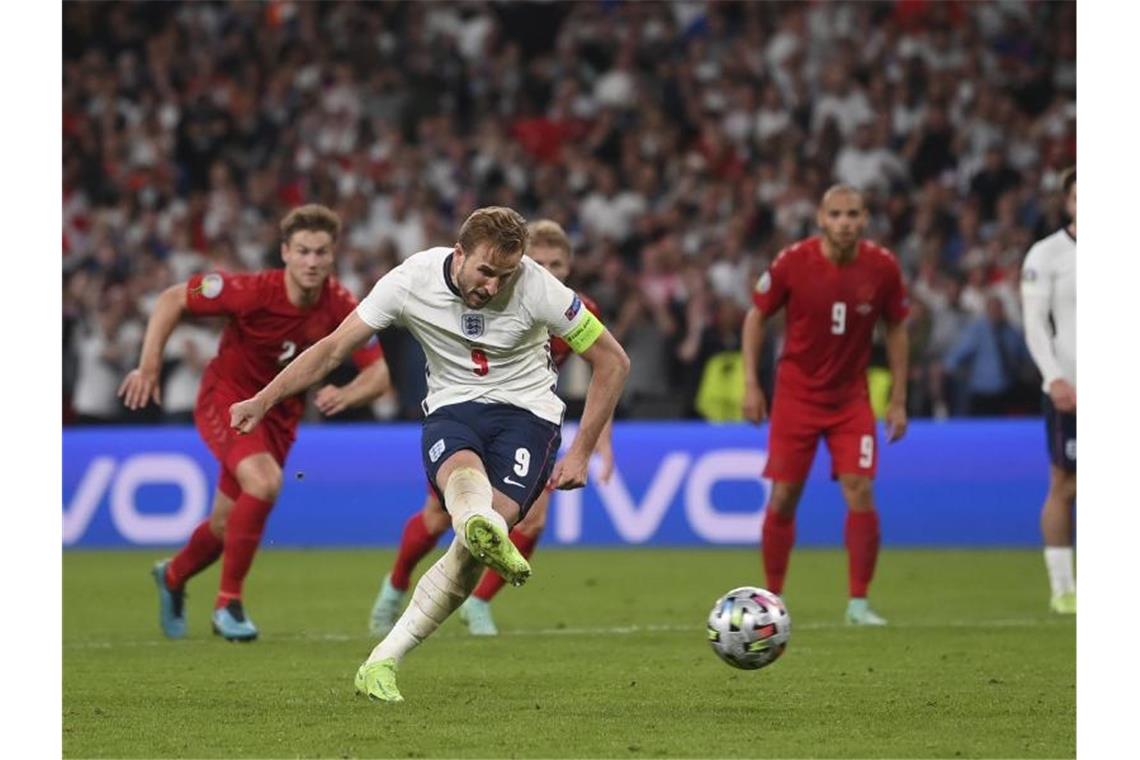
[442,252,463,299]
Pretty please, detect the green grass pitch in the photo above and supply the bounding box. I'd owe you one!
[63,547,1074,758]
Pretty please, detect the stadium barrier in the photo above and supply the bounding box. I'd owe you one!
[63,420,1046,548]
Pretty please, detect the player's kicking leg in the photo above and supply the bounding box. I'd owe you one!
[152,484,234,638]
[370,491,450,635]
[356,451,524,702]
[837,474,887,626]
[209,452,283,642]
[460,490,549,636]
[1042,464,1077,614]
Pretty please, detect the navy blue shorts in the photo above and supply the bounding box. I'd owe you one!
[1043,393,1076,472]
[421,401,562,517]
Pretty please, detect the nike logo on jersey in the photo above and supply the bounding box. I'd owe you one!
[502,475,525,488]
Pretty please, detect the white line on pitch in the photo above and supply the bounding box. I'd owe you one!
[63,617,1070,650]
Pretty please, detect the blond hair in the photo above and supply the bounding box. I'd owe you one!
[527,219,572,259]
[458,206,529,258]
[280,204,342,245]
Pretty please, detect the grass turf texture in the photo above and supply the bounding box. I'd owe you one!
[64,548,1074,758]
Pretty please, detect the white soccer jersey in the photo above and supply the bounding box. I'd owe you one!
[356,246,596,425]
[1020,228,1076,390]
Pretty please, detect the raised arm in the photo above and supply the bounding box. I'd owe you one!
[118,283,187,409]
[230,311,376,433]
[548,329,630,490]
[741,306,769,423]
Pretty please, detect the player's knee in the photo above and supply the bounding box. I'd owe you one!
[422,501,452,535]
[208,513,227,538]
[516,509,545,536]
[240,466,282,501]
[839,476,874,511]
[767,484,803,518]
[1048,469,1077,505]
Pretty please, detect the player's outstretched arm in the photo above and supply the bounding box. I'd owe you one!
[883,320,909,442]
[117,283,188,410]
[549,330,630,490]
[231,311,375,433]
[741,306,768,423]
[315,357,392,417]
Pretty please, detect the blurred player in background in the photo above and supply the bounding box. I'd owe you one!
[119,205,389,642]
[368,219,616,637]
[742,185,909,626]
[228,207,630,702]
[1021,168,1077,614]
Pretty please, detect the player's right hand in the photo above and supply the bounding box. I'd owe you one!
[742,383,768,423]
[1048,379,1076,413]
[230,397,268,435]
[117,367,161,410]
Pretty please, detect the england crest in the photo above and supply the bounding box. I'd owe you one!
[461,312,485,338]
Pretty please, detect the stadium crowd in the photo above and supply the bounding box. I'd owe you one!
[62,0,1076,425]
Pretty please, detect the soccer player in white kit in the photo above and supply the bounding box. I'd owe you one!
[1020,169,1076,614]
[229,207,631,701]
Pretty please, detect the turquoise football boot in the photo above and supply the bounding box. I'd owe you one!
[369,574,406,636]
[458,596,499,636]
[212,600,259,642]
[151,559,187,639]
[845,598,888,626]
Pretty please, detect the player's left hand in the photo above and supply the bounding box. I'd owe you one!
[548,451,590,490]
[314,384,350,417]
[885,401,908,443]
[230,396,268,435]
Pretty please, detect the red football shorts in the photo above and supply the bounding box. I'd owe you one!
[194,377,296,500]
[763,392,878,483]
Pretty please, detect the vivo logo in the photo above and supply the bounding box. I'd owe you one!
[552,426,770,543]
[63,454,209,545]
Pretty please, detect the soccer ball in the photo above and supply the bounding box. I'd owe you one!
[707,586,791,670]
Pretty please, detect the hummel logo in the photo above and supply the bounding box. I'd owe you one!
[503,475,525,488]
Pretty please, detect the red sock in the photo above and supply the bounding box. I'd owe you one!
[473,529,539,602]
[845,510,881,598]
[390,512,444,591]
[166,520,224,590]
[216,493,274,609]
[761,509,796,595]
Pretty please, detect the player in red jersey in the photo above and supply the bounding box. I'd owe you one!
[118,205,390,641]
[742,185,909,626]
[368,219,615,636]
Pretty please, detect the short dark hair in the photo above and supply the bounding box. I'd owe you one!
[1060,167,1076,196]
[280,204,342,245]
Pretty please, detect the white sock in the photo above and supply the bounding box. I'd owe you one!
[1044,546,1075,596]
[367,537,481,664]
[443,466,508,550]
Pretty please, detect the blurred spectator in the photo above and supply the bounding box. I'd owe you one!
[833,123,908,195]
[71,288,144,423]
[161,323,220,424]
[61,1,1073,424]
[943,294,1031,416]
[970,146,1022,221]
